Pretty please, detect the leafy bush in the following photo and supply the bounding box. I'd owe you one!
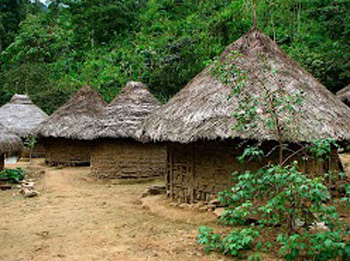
[198,163,350,259]
[0,168,24,183]
[307,138,338,162]
[341,184,350,205]
[197,226,260,258]
[197,226,224,253]
[218,163,337,230]
[278,230,350,260]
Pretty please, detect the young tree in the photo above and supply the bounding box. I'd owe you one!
[198,46,350,260]
[24,135,37,163]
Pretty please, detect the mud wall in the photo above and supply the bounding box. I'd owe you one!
[91,138,167,179]
[168,139,340,203]
[44,138,91,166]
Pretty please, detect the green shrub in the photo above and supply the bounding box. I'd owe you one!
[198,163,350,259]
[218,163,336,230]
[278,230,350,260]
[0,168,24,183]
[197,226,260,258]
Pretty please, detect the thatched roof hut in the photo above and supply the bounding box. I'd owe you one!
[0,94,48,138]
[0,123,23,171]
[37,85,107,166]
[337,84,350,106]
[37,85,107,140]
[141,29,350,144]
[88,81,161,140]
[89,82,166,179]
[140,29,350,203]
[0,123,23,157]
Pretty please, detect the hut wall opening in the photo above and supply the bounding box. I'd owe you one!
[32,140,46,158]
[44,138,91,166]
[168,139,340,203]
[91,138,167,179]
[21,140,46,159]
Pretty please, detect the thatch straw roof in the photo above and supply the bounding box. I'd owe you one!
[140,29,350,143]
[37,86,107,140]
[0,94,48,138]
[337,85,350,106]
[86,82,161,140]
[0,123,23,156]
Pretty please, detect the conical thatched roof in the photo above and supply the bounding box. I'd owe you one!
[0,123,23,156]
[337,85,350,106]
[0,94,48,138]
[86,82,161,140]
[140,29,350,143]
[37,86,107,140]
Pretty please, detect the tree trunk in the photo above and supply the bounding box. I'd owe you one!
[253,1,258,29]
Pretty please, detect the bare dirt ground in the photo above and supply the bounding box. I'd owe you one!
[0,159,226,261]
[6,155,349,261]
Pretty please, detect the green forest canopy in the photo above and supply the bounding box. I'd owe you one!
[0,0,349,114]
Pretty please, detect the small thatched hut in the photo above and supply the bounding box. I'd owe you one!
[140,29,350,203]
[337,85,350,106]
[89,81,166,179]
[0,94,48,157]
[0,123,23,171]
[37,86,107,166]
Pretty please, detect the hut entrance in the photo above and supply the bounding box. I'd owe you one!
[168,141,237,203]
[0,154,4,172]
[32,140,46,158]
[167,143,194,202]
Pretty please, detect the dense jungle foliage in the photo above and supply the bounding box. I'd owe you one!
[0,0,349,114]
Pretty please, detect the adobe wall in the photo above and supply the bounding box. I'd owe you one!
[91,138,167,179]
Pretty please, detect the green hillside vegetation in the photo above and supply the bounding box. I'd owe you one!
[0,0,349,114]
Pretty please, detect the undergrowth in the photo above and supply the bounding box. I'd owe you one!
[0,168,24,183]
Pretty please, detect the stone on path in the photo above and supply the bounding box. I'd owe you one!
[213,207,226,218]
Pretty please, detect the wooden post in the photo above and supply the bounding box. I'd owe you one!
[168,144,174,199]
[187,143,195,203]
[0,154,4,172]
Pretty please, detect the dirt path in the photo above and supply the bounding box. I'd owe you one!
[0,159,223,261]
[3,154,349,261]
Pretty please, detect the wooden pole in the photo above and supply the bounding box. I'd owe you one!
[168,144,174,200]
